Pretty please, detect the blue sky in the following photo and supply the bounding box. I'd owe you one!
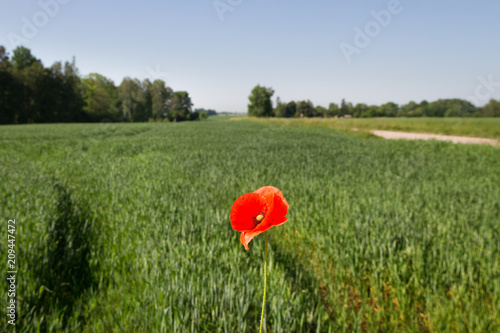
[1,0,499,112]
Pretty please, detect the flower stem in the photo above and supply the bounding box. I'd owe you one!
[259,231,267,333]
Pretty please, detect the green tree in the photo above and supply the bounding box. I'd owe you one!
[328,103,339,117]
[284,101,296,118]
[353,103,368,118]
[0,70,22,124]
[82,73,118,120]
[248,85,274,117]
[33,59,84,123]
[481,99,500,117]
[379,102,398,117]
[0,47,26,124]
[167,91,193,122]
[424,99,476,117]
[274,97,286,117]
[11,46,41,70]
[296,100,315,117]
[0,46,9,67]
[148,80,172,120]
[340,99,348,116]
[118,77,146,121]
[1,46,84,123]
[142,79,154,121]
[400,101,418,116]
[61,59,84,122]
[361,105,379,118]
[194,108,217,116]
[11,46,45,123]
[315,105,327,117]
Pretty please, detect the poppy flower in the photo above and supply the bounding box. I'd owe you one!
[230,186,289,250]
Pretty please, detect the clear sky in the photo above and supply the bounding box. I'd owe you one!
[1,0,499,113]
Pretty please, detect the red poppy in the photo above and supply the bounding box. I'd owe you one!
[230,186,289,250]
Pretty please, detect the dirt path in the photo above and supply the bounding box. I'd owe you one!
[370,130,499,146]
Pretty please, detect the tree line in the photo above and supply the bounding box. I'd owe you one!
[0,46,213,124]
[248,85,500,118]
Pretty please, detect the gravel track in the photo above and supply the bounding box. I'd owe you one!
[371,130,499,146]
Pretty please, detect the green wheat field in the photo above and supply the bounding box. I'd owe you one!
[1,118,499,332]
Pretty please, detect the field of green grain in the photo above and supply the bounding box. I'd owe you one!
[1,119,499,332]
[242,117,500,139]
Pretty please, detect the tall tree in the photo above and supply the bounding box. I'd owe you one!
[401,101,418,114]
[315,105,327,117]
[118,77,146,121]
[0,45,199,124]
[142,79,153,121]
[274,97,286,117]
[167,91,193,122]
[340,99,348,116]
[0,46,9,66]
[11,46,41,70]
[61,58,84,122]
[353,103,368,118]
[148,79,172,120]
[328,103,339,117]
[248,85,274,117]
[0,47,26,124]
[296,100,315,117]
[481,99,500,117]
[82,73,117,119]
[284,101,296,118]
[379,102,398,117]
[11,46,45,123]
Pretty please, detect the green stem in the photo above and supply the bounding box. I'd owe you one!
[259,232,267,333]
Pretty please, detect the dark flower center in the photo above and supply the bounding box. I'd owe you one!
[252,213,266,226]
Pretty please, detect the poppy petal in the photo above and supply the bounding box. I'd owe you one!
[230,193,268,232]
[273,217,288,227]
[254,186,289,209]
[254,193,289,232]
[240,230,264,250]
[268,193,289,226]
